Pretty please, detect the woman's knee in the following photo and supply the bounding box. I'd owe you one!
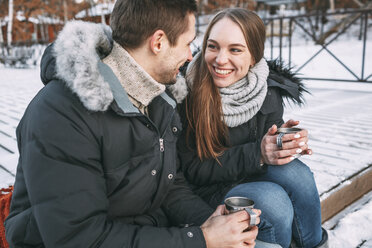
[225,182,294,247]
[257,184,293,227]
[225,182,294,227]
[285,159,314,181]
[268,159,318,195]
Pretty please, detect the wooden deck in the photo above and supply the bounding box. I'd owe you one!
[283,86,372,221]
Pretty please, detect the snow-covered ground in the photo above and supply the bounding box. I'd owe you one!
[324,191,372,248]
[1,15,371,247]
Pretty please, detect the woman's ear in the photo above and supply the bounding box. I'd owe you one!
[149,30,166,54]
[250,57,255,69]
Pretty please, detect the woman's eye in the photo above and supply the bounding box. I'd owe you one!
[207,44,216,49]
[231,48,242,53]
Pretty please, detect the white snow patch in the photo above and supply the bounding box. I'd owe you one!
[328,199,372,248]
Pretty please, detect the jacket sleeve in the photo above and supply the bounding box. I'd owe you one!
[6,93,206,248]
[260,87,285,133]
[177,133,264,186]
[161,158,215,226]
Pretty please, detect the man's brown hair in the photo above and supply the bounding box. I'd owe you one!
[110,0,197,49]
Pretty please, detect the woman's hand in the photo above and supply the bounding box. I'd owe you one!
[280,119,312,156]
[260,120,312,165]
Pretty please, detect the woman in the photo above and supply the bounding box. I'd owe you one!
[175,8,327,248]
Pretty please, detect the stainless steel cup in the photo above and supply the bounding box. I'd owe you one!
[276,127,303,158]
[276,127,303,134]
[224,196,257,228]
[224,196,255,213]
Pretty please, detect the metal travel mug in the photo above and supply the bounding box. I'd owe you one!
[224,196,257,229]
[276,127,303,134]
[276,127,303,159]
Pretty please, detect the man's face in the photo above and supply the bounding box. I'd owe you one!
[156,13,196,84]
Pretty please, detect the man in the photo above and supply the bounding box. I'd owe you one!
[5,0,261,247]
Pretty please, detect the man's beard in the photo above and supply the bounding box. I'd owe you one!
[161,78,177,85]
[158,69,178,85]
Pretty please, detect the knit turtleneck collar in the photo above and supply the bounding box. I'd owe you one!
[102,42,165,107]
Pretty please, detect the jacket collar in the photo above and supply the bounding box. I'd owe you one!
[102,42,165,108]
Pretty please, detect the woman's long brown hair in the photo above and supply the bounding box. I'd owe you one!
[186,8,266,161]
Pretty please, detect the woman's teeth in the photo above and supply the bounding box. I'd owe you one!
[215,68,232,75]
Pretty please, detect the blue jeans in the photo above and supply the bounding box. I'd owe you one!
[225,159,322,248]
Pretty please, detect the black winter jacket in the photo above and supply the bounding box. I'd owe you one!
[5,22,213,248]
[177,61,306,208]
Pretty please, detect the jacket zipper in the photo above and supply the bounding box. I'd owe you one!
[159,138,165,152]
[131,106,175,164]
[158,109,176,153]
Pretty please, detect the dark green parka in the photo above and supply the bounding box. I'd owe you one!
[5,21,213,248]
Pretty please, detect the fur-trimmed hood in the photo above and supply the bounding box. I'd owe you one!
[266,59,308,104]
[41,21,114,112]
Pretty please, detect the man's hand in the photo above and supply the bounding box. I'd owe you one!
[261,120,312,165]
[201,205,261,248]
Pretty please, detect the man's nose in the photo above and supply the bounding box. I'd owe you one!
[187,47,193,62]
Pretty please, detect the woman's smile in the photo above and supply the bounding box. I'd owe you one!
[213,67,234,77]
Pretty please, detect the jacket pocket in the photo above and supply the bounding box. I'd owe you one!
[105,153,159,216]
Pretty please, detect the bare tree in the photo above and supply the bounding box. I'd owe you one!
[0,0,5,46]
[7,0,13,47]
[0,24,4,46]
[329,0,335,11]
[63,0,68,23]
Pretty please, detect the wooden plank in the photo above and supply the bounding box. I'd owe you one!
[320,165,372,223]
[0,132,17,154]
[0,152,18,176]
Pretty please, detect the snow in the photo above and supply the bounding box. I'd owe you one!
[325,191,372,248]
[0,67,43,182]
[1,12,372,247]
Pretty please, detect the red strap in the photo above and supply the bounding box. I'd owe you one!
[0,186,13,248]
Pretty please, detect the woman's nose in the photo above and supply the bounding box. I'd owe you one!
[215,50,228,65]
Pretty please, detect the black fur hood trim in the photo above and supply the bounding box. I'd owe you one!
[267,59,309,105]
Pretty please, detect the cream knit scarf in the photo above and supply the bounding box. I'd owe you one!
[186,53,269,128]
[219,58,269,127]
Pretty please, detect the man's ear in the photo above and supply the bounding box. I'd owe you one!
[149,30,167,54]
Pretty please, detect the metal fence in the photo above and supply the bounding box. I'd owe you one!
[263,9,372,83]
[0,43,47,68]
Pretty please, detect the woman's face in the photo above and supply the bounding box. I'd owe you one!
[204,17,254,88]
